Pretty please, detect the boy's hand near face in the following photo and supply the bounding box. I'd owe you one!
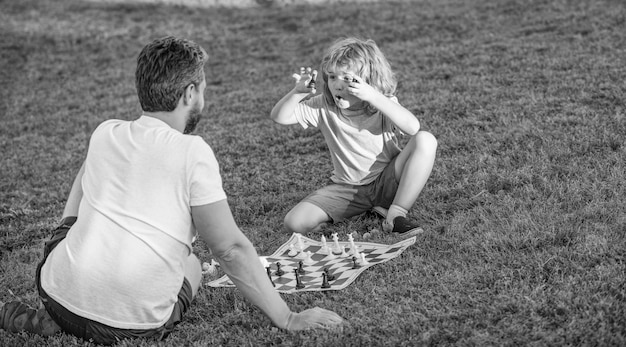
[345,74,379,103]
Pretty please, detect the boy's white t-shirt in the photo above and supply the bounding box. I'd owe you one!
[40,116,227,330]
[295,95,402,185]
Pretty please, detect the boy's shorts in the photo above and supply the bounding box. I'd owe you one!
[303,157,399,223]
[35,217,193,345]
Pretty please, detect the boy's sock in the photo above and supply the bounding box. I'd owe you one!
[382,204,408,232]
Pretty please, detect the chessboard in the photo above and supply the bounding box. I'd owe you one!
[206,233,416,293]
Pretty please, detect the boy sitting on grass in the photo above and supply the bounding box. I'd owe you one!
[270,37,437,237]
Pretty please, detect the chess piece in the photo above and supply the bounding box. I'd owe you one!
[360,252,370,265]
[288,244,298,257]
[348,237,358,256]
[295,233,305,252]
[351,256,359,269]
[297,260,305,275]
[202,260,217,275]
[295,269,305,289]
[321,272,331,289]
[308,70,318,93]
[275,262,284,276]
[266,267,275,287]
[302,251,314,265]
[332,233,342,254]
[320,235,330,255]
[323,267,335,281]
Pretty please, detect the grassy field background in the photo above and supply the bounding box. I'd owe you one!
[1,0,625,345]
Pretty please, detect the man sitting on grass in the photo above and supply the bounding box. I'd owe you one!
[0,35,343,345]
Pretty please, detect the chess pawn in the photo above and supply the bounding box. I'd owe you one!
[275,262,285,276]
[323,267,335,281]
[287,244,298,257]
[302,251,314,265]
[351,256,359,269]
[321,272,331,289]
[359,252,370,265]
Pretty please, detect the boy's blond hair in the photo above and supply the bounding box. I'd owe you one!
[320,37,397,114]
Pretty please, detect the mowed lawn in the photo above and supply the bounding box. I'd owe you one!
[1,0,625,345]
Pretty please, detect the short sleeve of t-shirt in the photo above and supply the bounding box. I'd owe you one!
[189,137,227,206]
[294,95,326,129]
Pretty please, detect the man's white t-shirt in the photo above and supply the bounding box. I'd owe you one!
[40,116,226,329]
[294,95,402,185]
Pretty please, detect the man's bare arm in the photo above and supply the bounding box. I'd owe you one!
[191,200,343,330]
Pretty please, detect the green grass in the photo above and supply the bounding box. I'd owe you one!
[1,0,625,345]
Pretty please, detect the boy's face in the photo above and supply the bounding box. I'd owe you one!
[326,65,365,110]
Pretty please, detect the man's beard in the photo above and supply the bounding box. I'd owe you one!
[183,103,203,134]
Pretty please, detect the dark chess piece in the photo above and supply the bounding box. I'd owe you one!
[266,267,275,287]
[323,267,335,281]
[295,268,305,289]
[275,262,285,276]
[321,273,331,289]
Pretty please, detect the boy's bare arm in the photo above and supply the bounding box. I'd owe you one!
[191,200,344,330]
[348,75,420,135]
[270,88,308,125]
[369,92,420,135]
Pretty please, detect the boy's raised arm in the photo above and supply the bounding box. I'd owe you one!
[270,88,308,125]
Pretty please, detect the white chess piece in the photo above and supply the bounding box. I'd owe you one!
[320,235,330,255]
[359,252,370,265]
[202,260,218,275]
[349,238,358,256]
[288,244,298,257]
[303,251,315,265]
[332,233,342,254]
[295,233,305,252]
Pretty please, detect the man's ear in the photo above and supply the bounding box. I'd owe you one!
[183,83,196,106]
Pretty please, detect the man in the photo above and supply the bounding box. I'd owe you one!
[0,36,343,345]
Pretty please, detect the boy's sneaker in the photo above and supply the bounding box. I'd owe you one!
[382,216,424,238]
[0,300,60,336]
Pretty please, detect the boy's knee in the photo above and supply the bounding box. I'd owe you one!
[284,210,307,234]
[414,131,438,152]
[284,209,324,234]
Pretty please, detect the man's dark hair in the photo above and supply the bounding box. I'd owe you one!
[135,36,208,112]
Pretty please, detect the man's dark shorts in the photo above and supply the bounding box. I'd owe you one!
[35,217,193,345]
